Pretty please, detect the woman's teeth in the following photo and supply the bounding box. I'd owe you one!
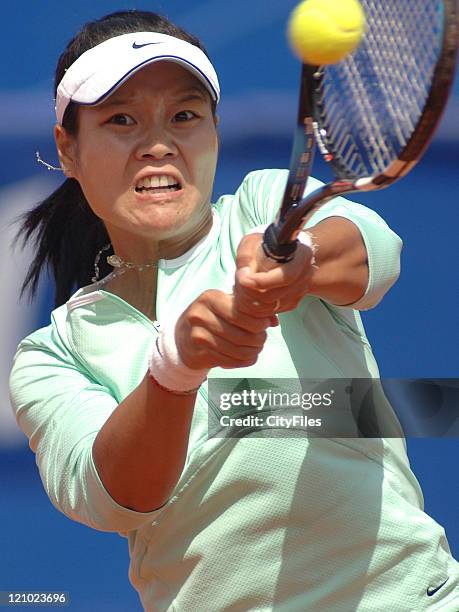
[136,175,180,193]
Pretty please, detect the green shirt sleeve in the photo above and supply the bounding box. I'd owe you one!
[9,320,162,535]
[233,169,402,310]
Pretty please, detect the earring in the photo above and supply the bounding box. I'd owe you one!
[35,151,63,172]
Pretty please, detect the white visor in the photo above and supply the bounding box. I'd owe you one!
[55,32,220,125]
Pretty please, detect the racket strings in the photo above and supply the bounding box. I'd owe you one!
[368,0,439,138]
[317,0,444,177]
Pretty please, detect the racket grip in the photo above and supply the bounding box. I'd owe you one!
[262,223,298,264]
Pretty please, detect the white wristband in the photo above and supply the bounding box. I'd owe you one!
[149,325,209,394]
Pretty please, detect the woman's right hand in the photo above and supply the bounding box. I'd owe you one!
[174,289,273,370]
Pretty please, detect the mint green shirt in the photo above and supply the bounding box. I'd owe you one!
[10,170,459,611]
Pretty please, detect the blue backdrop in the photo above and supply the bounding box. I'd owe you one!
[0,2,457,610]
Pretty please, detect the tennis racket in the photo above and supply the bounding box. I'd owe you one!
[262,0,458,263]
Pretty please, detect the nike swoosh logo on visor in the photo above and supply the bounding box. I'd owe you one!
[427,577,449,597]
[132,42,163,49]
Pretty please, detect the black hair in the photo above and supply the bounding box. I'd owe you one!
[17,10,213,307]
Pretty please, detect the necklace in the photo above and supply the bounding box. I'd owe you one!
[92,243,158,283]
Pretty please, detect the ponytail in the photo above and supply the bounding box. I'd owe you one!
[17,178,112,307]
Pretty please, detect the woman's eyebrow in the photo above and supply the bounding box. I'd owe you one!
[99,87,207,109]
[174,87,208,103]
[99,95,138,108]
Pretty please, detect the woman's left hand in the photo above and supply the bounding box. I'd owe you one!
[233,232,316,318]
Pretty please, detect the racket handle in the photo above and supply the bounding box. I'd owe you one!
[262,223,298,264]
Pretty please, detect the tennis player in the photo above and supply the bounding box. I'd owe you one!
[10,10,459,611]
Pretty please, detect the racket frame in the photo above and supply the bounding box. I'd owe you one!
[262,64,318,262]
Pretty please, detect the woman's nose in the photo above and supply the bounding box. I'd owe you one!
[135,128,179,160]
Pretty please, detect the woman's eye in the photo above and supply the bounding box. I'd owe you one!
[173,111,198,123]
[107,114,135,126]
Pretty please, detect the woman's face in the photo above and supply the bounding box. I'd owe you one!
[57,61,219,254]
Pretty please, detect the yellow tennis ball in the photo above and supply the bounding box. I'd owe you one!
[288,0,366,65]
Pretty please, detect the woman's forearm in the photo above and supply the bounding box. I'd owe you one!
[306,217,369,306]
[92,373,196,513]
